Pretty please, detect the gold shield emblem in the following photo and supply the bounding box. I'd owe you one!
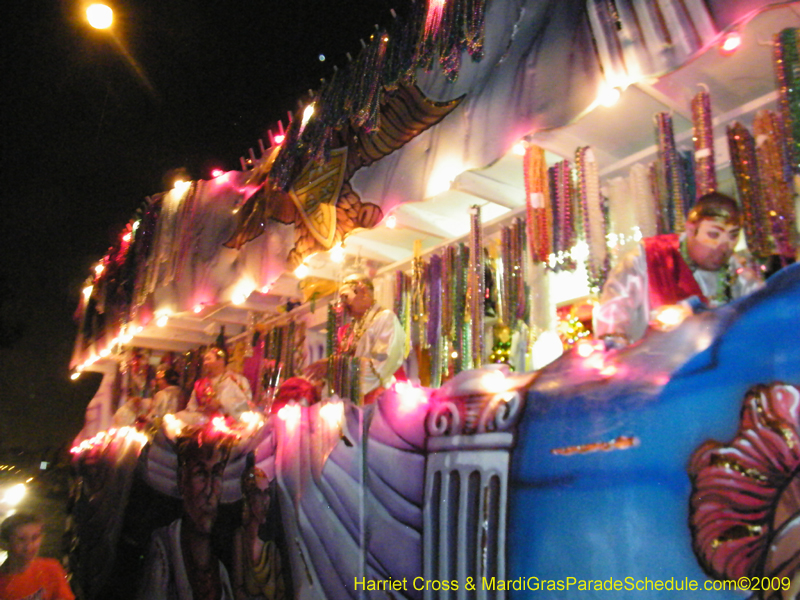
[288,147,348,250]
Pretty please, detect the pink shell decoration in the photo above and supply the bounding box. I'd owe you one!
[689,383,800,580]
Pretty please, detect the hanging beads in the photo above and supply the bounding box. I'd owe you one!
[691,90,717,199]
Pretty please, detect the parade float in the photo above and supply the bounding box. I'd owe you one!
[67,0,800,598]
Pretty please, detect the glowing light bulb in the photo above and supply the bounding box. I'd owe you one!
[70,372,81,381]
[211,168,224,178]
[274,134,285,144]
[600,365,618,377]
[481,369,507,393]
[512,142,527,156]
[156,314,169,327]
[86,4,113,29]
[294,264,309,279]
[240,411,264,428]
[193,303,204,314]
[231,290,248,305]
[329,243,345,264]
[598,85,621,107]
[211,416,233,433]
[720,31,741,54]
[83,285,93,300]
[386,214,397,229]
[576,340,595,358]
[122,231,132,243]
[301,103,316,129]
[278,404,302,427]
[653,305,690,330]
[319,401,344,427]
[395,381,428,411]
[4,483,27,507]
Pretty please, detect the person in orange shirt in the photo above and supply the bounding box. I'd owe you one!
[0,511,74,600]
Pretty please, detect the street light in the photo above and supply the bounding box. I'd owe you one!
[86,4,113,30]
[83,3,156,97]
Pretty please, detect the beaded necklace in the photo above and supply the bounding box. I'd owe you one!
[338,304,380,356]
[679,236,733,306]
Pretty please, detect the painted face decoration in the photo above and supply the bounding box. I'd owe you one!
[180,447,227,534]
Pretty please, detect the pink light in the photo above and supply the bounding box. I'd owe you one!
[277,404,301,427]
[211,168,224,178]
[193,303,204,314]
[274,134,285,144]
[394,381,428,412]
[424,0,446,37]
[600,365,618,377]
[576,340,595,358]
[122,232,132,243]
[211,416,233,434]
[720,31,741,54]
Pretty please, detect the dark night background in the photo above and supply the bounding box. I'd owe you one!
[1,0,395,450]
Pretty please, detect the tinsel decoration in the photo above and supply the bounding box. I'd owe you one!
[351,32,389,133]
[262,322,302,399]
[500,226,515,328]
[514,218,529,325]
[500,219,527,329]
[455,244,469,372]
[417,0,488,80]
[325,302,337,358]
[395,271,412,360]
[549,160,577,270]
[324,302,338,393]
[381,7,421,90]
[329,355,361,404]
[266,0,487,192]
[754,110,798,259]
[727,122,771,259]
[649,161,668,235]
[680,150,696,216]
[441,245,454,378]
[439,0,466,79]
[655,112,687,232]
[269,112,306,191]
[465,0,487,59]
[424,0,447,42]
[287,320,299,377]
[576,147,610,292]
[775,28,800,173]
[427,254,443,388]
[524,143,552,263]
[691,90,717,198]
[468,205,484,368]
[631,163,657,239]
[245,312,256,358]
[411,240,427,350]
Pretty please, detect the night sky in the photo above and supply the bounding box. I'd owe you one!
[1,0,395,450]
